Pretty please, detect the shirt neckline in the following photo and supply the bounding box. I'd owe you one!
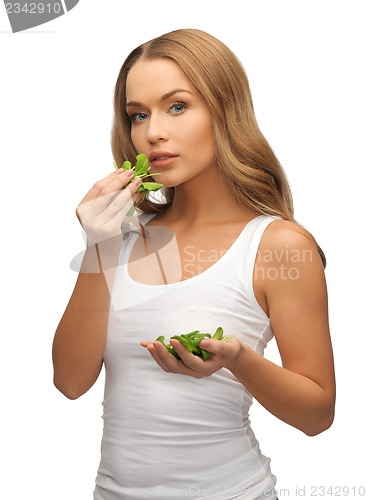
[122,214,266,289]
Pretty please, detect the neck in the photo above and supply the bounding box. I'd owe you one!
[162,166,257,227]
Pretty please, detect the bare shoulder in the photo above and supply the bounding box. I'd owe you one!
[262,218,315,246]
[253,218,327,318]
[260,218,322,263]
[253,219,326,309]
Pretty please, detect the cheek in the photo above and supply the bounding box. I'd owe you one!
[130,122,149,149]
[130,128,141,150]
[198,113,214,143]
[191,119,215,156]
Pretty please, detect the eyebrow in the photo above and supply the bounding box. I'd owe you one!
[126,88,193,108]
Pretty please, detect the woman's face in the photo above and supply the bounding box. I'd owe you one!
[125,58,216,188]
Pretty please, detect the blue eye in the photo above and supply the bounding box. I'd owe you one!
[131,112,148,122]
[170,102,186,114]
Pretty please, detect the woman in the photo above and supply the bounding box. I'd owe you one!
[52,29,336,499]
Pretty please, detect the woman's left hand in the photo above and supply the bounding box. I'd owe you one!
[140,336,244,378]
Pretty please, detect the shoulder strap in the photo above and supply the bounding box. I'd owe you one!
[137,211,157,226]
[243,215,280,295]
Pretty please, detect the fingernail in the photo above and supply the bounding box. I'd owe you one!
[199,339,210,348]
[126,169,134,176]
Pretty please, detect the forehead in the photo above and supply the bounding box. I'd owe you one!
[125,58,194,101]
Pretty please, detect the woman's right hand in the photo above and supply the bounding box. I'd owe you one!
[76,168,142,246]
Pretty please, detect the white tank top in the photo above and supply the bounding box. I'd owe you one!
[94,214,278,500]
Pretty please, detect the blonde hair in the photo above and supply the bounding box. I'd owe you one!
[111,29,326,266]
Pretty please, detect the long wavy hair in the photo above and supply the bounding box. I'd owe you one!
[111,28,326,266]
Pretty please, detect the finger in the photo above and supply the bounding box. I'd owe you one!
[168,339,204,371]
[79,168,135,205]
[99,178,142,220]
[198,338,224,354]
[198,337,237,360]
[141,341,172,373]
[77,177,142,223]
[99,169,139,197]
[143,341,194,375]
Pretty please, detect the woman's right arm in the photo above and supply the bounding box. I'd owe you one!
[52,168,141,399]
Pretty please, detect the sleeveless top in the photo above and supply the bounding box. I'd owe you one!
[94,213,278,500]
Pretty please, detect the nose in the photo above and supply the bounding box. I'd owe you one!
[146,113,168,144]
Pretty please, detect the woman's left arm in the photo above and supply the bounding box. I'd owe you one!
[141,221,336,436]
[227,220,336,436]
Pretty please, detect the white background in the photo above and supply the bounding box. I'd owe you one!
[1,1,366,499]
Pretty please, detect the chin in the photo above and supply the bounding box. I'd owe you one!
[152,175,179,189]
[163,180,183,189]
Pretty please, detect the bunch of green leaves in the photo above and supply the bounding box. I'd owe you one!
[113,153,164,214]
[156,327,231,361]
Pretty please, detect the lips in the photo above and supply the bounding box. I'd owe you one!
[148,151,177,162]
[148,151,178,170]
